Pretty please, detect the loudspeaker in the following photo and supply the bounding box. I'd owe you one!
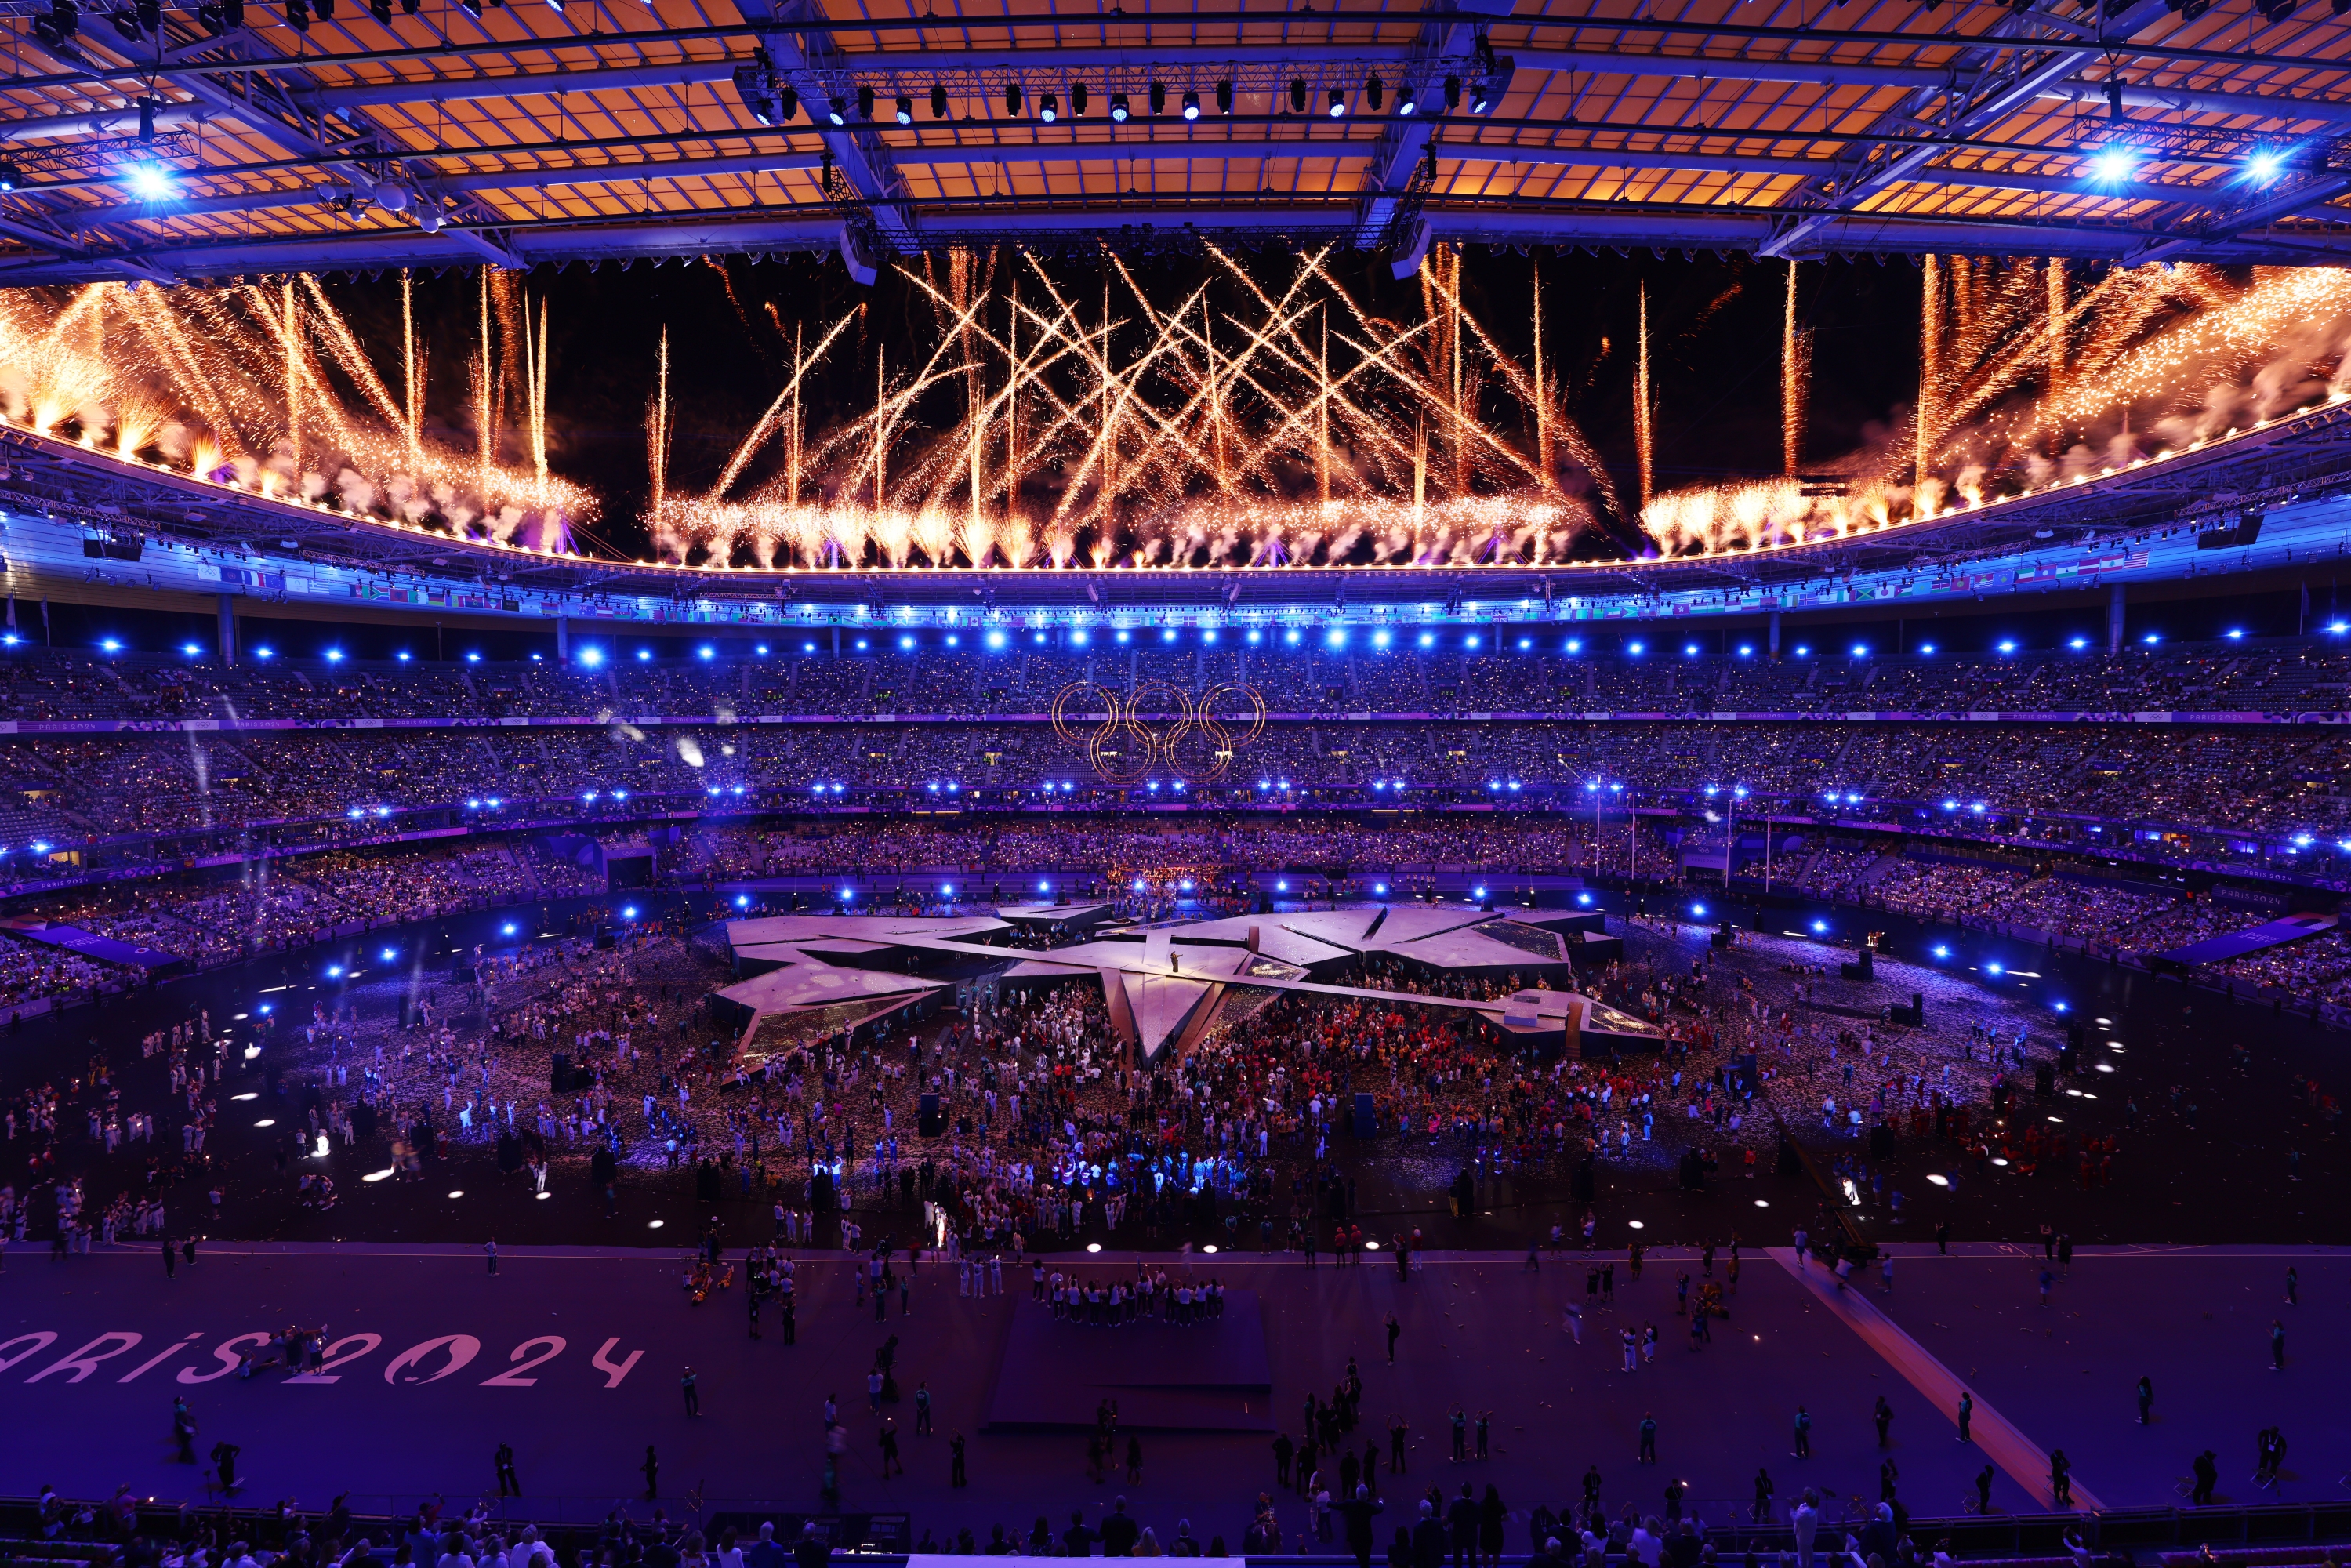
[550,1053,571,1093]
[918,1092,945,1138]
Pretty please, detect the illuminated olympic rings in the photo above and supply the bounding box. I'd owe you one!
[1050,680,1266,784]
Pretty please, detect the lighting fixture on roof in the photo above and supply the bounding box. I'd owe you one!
[1071,82,1089,115]
[858,85,875,120]
[893,95,912,125]
[1327,85,1346,116]
[1148,80,1166,115]
[931,83,949,119]
[1109,91,1130,122]
[1443,75,1462,111]
[2087,145,2135,183]
[1396,80,1418,115]
[1366,74,1384,112]
[1003,82,1021,116]
[0,161,19,191]
[1181,87,1199,119]
[1289,78,1307,114]
[1215,79,1232,114]
[828,95,847,125]
[32,0,77,45]
[2244,146,2286,183]
[287,0,310,27]
[1040,92,1058,122]
[125,162,172,199]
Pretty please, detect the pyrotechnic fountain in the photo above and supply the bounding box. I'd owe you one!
[653,243,1623,572]
[1643,261,2351,557]
[0,272,586,550]
[3,248,2346,575]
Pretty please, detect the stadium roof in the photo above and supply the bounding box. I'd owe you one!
[3,0,2351,283]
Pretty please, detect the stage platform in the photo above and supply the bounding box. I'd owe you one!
[984,1290,1272,1432]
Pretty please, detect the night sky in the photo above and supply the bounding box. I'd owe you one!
[318,247,1931,560]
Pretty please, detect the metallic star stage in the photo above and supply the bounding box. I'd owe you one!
[709,902,1649,1062]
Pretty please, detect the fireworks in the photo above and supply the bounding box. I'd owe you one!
[0,275,588,552]
[651,244,1622,571]
[1645,261,2351,557]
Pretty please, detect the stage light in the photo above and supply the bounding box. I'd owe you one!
[1181,88,1199,119]
[698,644,715,659]
[894,95,913,124]
[858,85,874,120]
[2226,628,2245,640]
[2245,147,2285,184]
[1109,92,1129,122]
[931,83,949,119]
[1736,644,1752,656]
[1691,903,1707,917]
[579,646,604,666]
[324,648,343,663]
[1003,82,1022,115]
[1920,642,1936,655]
[1811,921,1827,933]
[1366,74,1384,111]
[1149,81,1165,115]
[2142,632,2161,644]
[828,95,847,125]
[1850,643,1868,657]
[2087,146,2135,183]
[100,637,122,653]
[380,947,395,961]
[637,648,651,661]
[1443,75,1461,110]
[1396,80,1418,114]
[1040,93,1058,122]
[1289,78,1306,113]
[1682,643,1697,657]
[1627,641,1643,655]
[1215,80,1232,114]
[1327,86,1346,116]
[502,923,517,935]
[1071,82,1088,116]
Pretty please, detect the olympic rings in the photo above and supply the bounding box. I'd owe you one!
[1050,679,1267,784]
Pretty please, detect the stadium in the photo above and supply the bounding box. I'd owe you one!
[3,0,2351,1559]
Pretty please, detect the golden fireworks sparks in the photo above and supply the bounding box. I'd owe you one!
[1645,262,2351,557]
[0,274,589,548]
[650,244,1618,571]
